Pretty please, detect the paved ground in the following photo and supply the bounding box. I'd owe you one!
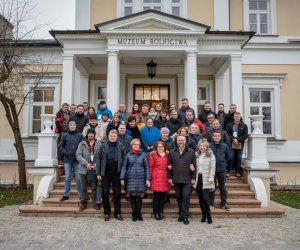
[0,202,299,250]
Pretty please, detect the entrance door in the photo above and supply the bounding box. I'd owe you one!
[133,84,170,110]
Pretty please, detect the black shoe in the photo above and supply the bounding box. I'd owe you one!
[177,216,183,222]
[201,212,207,223]
[93,204,101,210]
[114,214,124,221]
[154,213,160,220]
[183,218,189,225]
[159,212,165,220]
[207,213,212,224]
[79,203,87,211]
[104,214,110,221]
[60,196,69,202]
[137,213,143,221]
[132,213,137,222]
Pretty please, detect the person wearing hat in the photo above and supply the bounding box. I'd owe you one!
[158,127,176,152]
[59,121,83,201]
[76,128,101,210]
[96,100,113,122]
[98,111,111,143]
[82,114,101,140]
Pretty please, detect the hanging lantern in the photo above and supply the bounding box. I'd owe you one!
[146,59,157,79]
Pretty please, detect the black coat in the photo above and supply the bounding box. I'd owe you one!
[69,113,89,132]
[226,122,249,144]
[154,117,168,130]
[168,147,196,184]
[198,110,217,124]
[224,112,234,130]
[59,131,83,163]
[126,124,141,140]
[207,129,231,148]
[166,118,182,136]
[209,142,231,173]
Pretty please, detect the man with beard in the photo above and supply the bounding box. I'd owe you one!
[178,98,195,123]
[69,105,89,133]
[216,103,227,129]
[166,109,182,137]
[184,110,207,138]
[82,114,100,139]
[198,102,217,124]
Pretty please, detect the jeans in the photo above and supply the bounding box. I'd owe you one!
[196,174,210,214]
[63,162,81,198]
[79,173,96,205]
[209,172,227,207]
[152,192,167,215]
[174,183,192,219]
[102,174,121,216]
[232,146,244,175]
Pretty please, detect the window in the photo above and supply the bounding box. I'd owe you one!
[31,88,54,134]
[197,80,214,114]
[249,89,273,134]
[243,0,276,35]
[243,73,286,139]
[124,0,133,16]
[143,0,162,11]
[171,0,181,17]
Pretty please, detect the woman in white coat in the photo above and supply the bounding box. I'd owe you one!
[195,139,216,224]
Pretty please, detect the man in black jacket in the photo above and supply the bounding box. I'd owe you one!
[69,104,89,133]
[198,102,217,124]
[223,104,237,130]
[226,112,248,177]
[168,135,196,225]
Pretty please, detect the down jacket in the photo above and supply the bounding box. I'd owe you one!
[76,140,101,175]
[149,151,170,192]
[195,149,216,190]
[120,151,150,193]
[59,131,83,163]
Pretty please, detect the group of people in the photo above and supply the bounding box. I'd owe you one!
[55,98,248,225]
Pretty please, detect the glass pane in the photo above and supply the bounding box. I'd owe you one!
[172,0,180,2]
[45,106,53,114]
[153,0,161,3]
[160,87,168,100]
[261,91,271,103]
[262,107,271,120]
[197,87,206,100]
[33,89,43,102]
[135,87,143,100]
[33,106,41,119]
[250,90,260,102]
[44,89,54,102]
[249,1,258,10]
[172,7,180,16]
[263,121,272,134]
[260,14,268,23]
[258,1,267,10]
[124,6,132,16]
[144,86,151,100]
[250,14,257,24]
[32,120,41,134]
[154,6,161,11]
[125,0,132,3]
[260,24,268,33]
[250,24,257,32]
[143,6,151,10]
[250,106,259,115]
[152,87,160,100]
[144,0,151,3]
[97,87,107,100]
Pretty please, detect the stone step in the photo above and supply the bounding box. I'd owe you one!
[19,205,285,218]
[43,198,261,208]
[49,189,256,199]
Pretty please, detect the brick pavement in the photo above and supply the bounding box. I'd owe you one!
[0,201,299,250]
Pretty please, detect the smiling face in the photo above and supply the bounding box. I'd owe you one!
[177,135,186,148]
[199,143,207,153]
[108,131,118,142]
[212,120,220,130]
[146,119,153,127]
[118,124,126,135]
[185,111,193,121]
[131,140,141,150]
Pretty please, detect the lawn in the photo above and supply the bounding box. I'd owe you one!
[0,188,33,208]
[271,189,300,209]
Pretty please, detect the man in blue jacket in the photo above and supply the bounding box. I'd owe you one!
[209,130,231,211]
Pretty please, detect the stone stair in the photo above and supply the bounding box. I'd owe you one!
[19,173,285,218]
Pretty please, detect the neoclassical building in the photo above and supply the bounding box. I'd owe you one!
[0,0,300,186]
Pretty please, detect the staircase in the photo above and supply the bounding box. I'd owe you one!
[19,173,285,218]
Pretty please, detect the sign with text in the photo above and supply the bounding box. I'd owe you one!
[117,38,188,46]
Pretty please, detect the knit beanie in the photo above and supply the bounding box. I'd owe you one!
[160,127,170,134]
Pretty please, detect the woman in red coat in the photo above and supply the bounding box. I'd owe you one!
[149,141,170,220]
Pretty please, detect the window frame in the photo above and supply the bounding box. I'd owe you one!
[22,74,61,137]
[243,73,285,139]
[243,0,277,35]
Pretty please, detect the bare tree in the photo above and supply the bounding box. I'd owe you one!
[0,0,50,189]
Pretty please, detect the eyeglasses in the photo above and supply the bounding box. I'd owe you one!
[132,143,140,146]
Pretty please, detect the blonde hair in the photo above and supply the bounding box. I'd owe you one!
[197,139,209,150]
[130,138,141,147]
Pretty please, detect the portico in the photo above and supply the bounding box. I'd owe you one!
[51,10,253,114]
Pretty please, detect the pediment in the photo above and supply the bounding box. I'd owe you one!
[95,9,210,35]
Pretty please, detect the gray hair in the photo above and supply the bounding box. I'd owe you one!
[68,121,76,126]
[108,129,118,135]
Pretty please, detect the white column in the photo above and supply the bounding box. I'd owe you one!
[177,73,184,105]
[229,54,243,115]
[62,55,75,105]
[214,0,229,31]
[106,50,120,114]
[79,73,89,103]
[184,51,198,114]
[119,73,126,105]
[215,73,225,108]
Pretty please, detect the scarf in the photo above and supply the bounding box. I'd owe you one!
[181,105,190,112]
[107,141,118,161]
[131,148,141,155]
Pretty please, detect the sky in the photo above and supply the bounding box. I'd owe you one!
[1,0,76,39]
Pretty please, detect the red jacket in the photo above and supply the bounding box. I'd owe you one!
[149,151,170,192]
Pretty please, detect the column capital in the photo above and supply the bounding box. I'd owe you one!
[215,73,225,79]
[106,50,119,56]
[62,54,75,60]
[230,54,242,61]
[185,50,198,57]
